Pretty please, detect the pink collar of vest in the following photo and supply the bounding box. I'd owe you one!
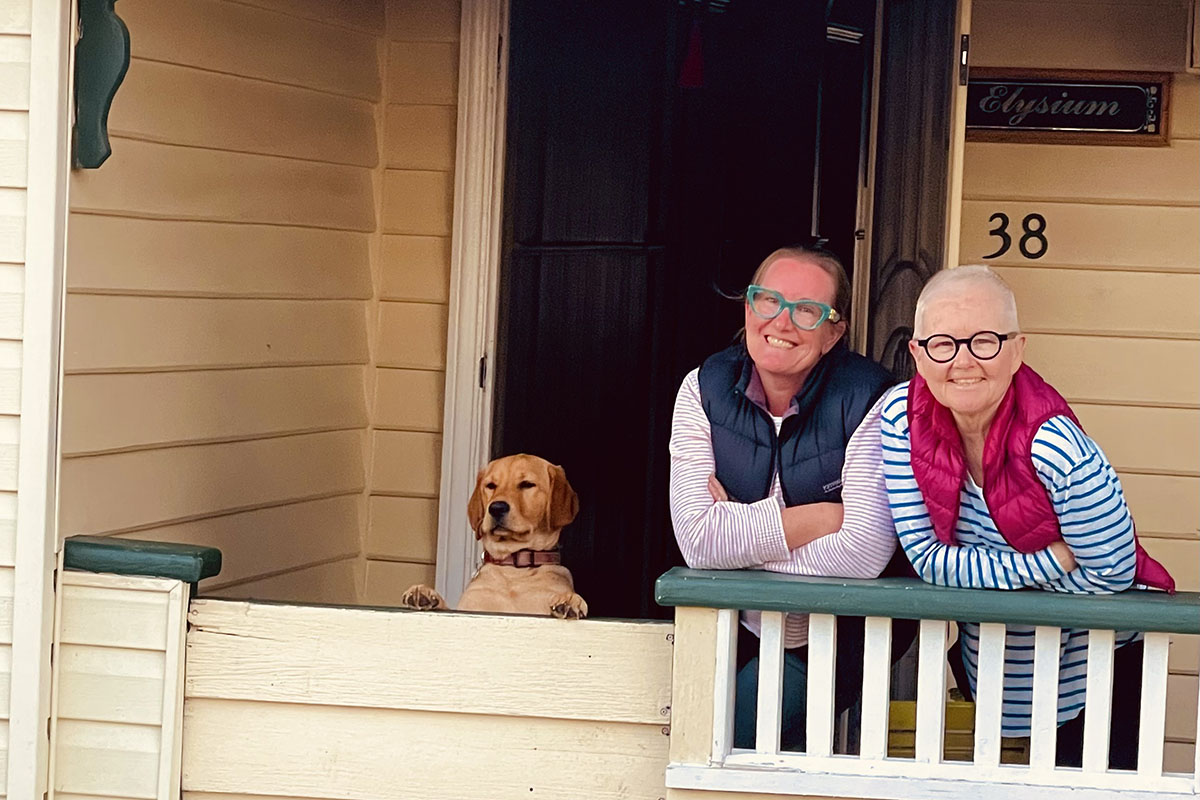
[907,365,1174,593]
[908,364,1071,550]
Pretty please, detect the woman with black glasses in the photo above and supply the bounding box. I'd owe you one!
[880,264,1174,768]
[668,244,910,752]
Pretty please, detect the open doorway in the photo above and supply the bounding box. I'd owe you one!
[491,0,879,618]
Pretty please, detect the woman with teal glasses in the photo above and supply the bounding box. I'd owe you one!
[668,244,911,751]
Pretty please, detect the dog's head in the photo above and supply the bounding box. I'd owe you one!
[466,454,578,558]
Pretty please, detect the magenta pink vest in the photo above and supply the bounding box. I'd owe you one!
[908,365,1174,593]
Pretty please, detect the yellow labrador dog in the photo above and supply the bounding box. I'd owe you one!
[400,454,587,619]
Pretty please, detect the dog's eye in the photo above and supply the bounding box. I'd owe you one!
[518,481,536,489]
[485,482,497,490]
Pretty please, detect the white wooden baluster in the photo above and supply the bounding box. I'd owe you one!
[859,616,893,760]
[712,608,739,761]
[1081,628,1115,774]
[1029,626,1063,771]
[1137,632,1170,777]
[973,622,1006,768]
[915,619,948,764]
[806,613,838,757]
[756,611,785,755]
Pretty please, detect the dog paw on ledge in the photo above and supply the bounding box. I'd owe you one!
[400,584,446,611]
[550,592,588,620]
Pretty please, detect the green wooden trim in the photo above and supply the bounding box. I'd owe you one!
[73,0,130,168]
[64,536,222,584]
[655,568,1200,635]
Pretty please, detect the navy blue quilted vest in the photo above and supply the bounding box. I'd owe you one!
[698,342,893,505]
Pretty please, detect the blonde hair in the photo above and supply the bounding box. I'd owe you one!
[750,246,851,322]
[913,264,1019,337]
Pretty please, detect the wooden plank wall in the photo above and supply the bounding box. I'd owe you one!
[50,572,188,800]
[0,0,29,790]
[966,0,1199,772]
[183,600,673,800]
[61,0,386,602]
[363,0,461,605]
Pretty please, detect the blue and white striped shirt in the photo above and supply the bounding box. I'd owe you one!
[879,383,1140,737]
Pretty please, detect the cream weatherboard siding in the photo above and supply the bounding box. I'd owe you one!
[49,572,188,800]
[60,0,384,602]
[0,0,30,790]
[182,600,673,800]
[965,0,1200,772]
[57,0,464,605]
[363,0,461,604]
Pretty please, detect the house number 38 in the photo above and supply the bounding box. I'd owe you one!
[983,212,1048,260]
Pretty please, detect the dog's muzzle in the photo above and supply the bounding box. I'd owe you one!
[487,500,509,522]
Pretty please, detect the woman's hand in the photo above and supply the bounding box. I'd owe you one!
[781,502,844,550]
[1049,540,1077,572]
[707,473,729,502]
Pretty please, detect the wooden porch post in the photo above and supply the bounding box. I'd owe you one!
[48,537,220,800]
[10,0,74,794]
[436,0,511,606]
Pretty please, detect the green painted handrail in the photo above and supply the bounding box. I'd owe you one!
[64,535,221,585]
[655,568,1200,635]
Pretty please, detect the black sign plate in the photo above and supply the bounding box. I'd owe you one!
[965,69,1171,146]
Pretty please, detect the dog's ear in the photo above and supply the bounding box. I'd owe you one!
[467,468,487,539]
[547,463,579,530]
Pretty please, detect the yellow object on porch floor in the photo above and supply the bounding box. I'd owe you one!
[888,700,1030,763]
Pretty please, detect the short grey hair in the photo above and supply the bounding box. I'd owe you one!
[913,264,1020,337]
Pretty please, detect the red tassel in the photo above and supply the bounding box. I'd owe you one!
[678,19,704,89]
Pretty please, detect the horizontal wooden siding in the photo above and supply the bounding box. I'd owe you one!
[61,0,385,601]
[183,600,673,800]
[965,0,1199,771]
[364,0,461,604]
[0,0,30,789]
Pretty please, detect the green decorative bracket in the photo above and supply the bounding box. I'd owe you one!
[73,0,130,169]
[64,535,222,585]
[655,567,1200,635]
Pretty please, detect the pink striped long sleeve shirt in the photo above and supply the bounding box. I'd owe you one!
[668,368,898,647]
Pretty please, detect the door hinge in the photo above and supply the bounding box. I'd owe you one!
[959,34,970,86]
[479,354,488,389]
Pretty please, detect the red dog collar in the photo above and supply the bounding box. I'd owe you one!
[483,549,561,568]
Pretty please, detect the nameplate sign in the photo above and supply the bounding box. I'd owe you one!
[966,69,1171,146]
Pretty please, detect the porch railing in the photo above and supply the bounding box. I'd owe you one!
[656,568,1200,800]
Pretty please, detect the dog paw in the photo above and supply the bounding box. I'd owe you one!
[549,592,588,620]
[400,584,446,611]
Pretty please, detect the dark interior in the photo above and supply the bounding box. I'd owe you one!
[492,0,879,618]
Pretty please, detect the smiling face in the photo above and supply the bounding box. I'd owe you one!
[910,282,1026,431]
[744,256,846,391]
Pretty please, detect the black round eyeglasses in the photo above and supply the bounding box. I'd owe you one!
[914,331,1019,363]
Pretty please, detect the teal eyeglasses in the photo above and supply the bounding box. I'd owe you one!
[745,285,842,331]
